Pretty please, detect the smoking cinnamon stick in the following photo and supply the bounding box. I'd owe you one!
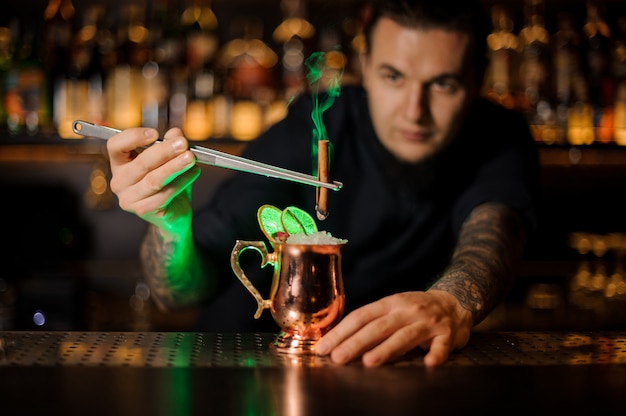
[316,139,329,220]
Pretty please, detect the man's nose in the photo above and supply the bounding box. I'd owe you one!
[404,84,429,122]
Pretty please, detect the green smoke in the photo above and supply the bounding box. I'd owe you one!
[305,51,343,175]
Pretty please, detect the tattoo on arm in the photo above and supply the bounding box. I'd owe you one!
[141,225,211,310]
[430,202,527,324]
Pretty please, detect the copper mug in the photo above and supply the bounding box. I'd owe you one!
[231,240,345,354]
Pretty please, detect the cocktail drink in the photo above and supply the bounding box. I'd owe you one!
[230,205,347,354]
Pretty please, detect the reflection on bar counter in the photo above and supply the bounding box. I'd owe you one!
[1,0,626,144]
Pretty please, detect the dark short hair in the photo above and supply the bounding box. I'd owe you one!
[362,0,491,73]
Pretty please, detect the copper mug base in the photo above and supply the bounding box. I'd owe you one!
[231,240,345,355]
[270,330,321,355]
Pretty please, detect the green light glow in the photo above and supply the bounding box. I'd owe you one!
[163,368,192,416]
[149,184,213,303]
[305,51,343,176]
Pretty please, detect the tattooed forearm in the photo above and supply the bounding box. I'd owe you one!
[141,225,212,310]
[429,202,527,324]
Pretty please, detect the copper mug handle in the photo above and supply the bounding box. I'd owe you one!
[230,240,275,319]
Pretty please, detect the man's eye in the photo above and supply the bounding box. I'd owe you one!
[432,78,460,92]
[383,71,402,83]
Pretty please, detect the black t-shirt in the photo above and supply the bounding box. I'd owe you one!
[192,85,540,332]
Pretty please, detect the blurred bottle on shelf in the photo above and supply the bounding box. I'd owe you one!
[150,0,183,131]
[181,0,218,74]
[141,62,167,132]
[180,0,219,139]
[219,17,278,141]
[220,18,278,101]
[614,82,626,145]
[613,17,626,82]
[483,5,519,110]
[43,0,75,71]
[185,68,215,140]
[2,21,21,135]
[54,4,106,138]
[274,0,315,98]
[105,4,148,130]
[0,24,14,129]
[4,0,626,146]
[567,72,595,145]
[582,0,614,143]
[9,20,51,135]
[317,26,348,86]
[518,0,556,144]
[552,12,582,145]
[140,0,170,132]
[168,66,189,132]
[44,0,75,136]
[612,17,626,145]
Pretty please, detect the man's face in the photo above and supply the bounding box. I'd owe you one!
[361,18,478,163]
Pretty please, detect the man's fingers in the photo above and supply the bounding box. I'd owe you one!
[361,322,429,367]
[422,335,451,367]
[316,292,467,367]
[315,302,387,356]
[107,128,160,165]
[163,127,184,140]
[123,166,200,218]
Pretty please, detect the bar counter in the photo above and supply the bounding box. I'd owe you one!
[1,330,625,415]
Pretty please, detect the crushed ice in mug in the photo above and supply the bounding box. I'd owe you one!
[286,231,348,245]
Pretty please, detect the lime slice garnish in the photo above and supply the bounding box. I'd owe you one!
[257,205,285,242]
[282,206,318,236]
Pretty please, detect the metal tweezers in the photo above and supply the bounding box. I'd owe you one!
[72,120,342,191]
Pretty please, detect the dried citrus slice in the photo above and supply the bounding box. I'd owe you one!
[257,204,285,242]
[282,206,318,236]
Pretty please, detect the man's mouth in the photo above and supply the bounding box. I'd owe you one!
[398,128,430,142]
